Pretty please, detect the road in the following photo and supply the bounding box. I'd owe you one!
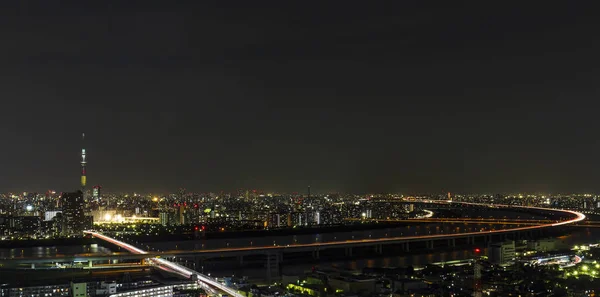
[344,218,549,225]
[1,201,581,266]
[147,200,585,254]
[84,231,243,297]
[85,200,585,255]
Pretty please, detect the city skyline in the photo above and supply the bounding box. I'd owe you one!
[2,2,600,194]
[1,2,600,295]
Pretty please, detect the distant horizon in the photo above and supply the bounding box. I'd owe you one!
[3,2,600,194]
[3,189,599,197]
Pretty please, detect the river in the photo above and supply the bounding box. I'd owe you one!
[2,227,597,283]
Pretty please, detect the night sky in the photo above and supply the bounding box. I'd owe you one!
[1,2,599,194]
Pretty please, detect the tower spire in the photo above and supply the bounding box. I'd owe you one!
[81,133,86,191]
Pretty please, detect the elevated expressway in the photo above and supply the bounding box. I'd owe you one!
[344,218,600,226]
[84,231,242,297]
[0,201,586,281]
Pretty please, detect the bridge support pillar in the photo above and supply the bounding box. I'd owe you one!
[266,254,271,283]
[345,247,353,257]
[195,257,204,274]
[238,255,244,266]
[468,236,475,245]
[403,242,410,252]
[448,238,455,247]
[266,253,280,284]
[426,240,434,249]
[374,244,382,254]
[31,263,35,269]
[312,249,320,259]
[88,261,92,268]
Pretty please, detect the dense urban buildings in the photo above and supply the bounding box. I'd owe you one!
[2,190,600,239]
[4,1,600,297]
[1,185,596,297]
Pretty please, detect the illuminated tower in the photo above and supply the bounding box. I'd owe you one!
[81,133,87,191]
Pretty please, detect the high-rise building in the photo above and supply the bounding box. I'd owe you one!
[489,240,516,265]
[159,212,178,226]
[61,191,85,235]
[179,205,185,225]
[92,185,101,200]
[71,282,87,297]
[51,213,65,237]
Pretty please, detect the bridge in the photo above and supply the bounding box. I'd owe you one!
[344,218,551,225]
[0,201,586,282]
[84,231,244,297]
[345,217,600,227]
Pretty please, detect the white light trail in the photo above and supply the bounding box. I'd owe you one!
[83,201,585,296]
[83,231,242,297]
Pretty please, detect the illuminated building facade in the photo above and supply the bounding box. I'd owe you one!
[0,283,71,297]
[109,285,173,297]
[92,185,101,200]
[489,240,516,265]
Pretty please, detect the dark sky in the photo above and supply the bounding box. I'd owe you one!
[1,2,599,194]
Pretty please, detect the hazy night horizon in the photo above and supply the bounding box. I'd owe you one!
[1,2,599,194]
[3,2,600,295]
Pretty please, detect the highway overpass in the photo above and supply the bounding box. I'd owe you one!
[84,231,243,297]
[0,201,585,281]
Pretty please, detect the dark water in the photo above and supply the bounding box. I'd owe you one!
[3,227,598,282]
[144,223,529,251]
[214,228,600,281]
[0,243,112,258]
[334,228,599,267]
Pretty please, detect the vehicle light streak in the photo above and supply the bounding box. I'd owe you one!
[84,201,584,297]
[86,202,585,256]
[84,231,242,297]
[150,202,584,254]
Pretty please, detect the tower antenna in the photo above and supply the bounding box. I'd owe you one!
[81,133,87,191]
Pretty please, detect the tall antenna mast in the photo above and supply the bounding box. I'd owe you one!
[81,133,87,191]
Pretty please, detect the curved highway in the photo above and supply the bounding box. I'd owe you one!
[152,200,586,254]
[84,231,243,297]
[83,201,585,295]
[90,201,586,256]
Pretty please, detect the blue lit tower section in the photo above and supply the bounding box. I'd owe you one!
[81,133,87,190]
